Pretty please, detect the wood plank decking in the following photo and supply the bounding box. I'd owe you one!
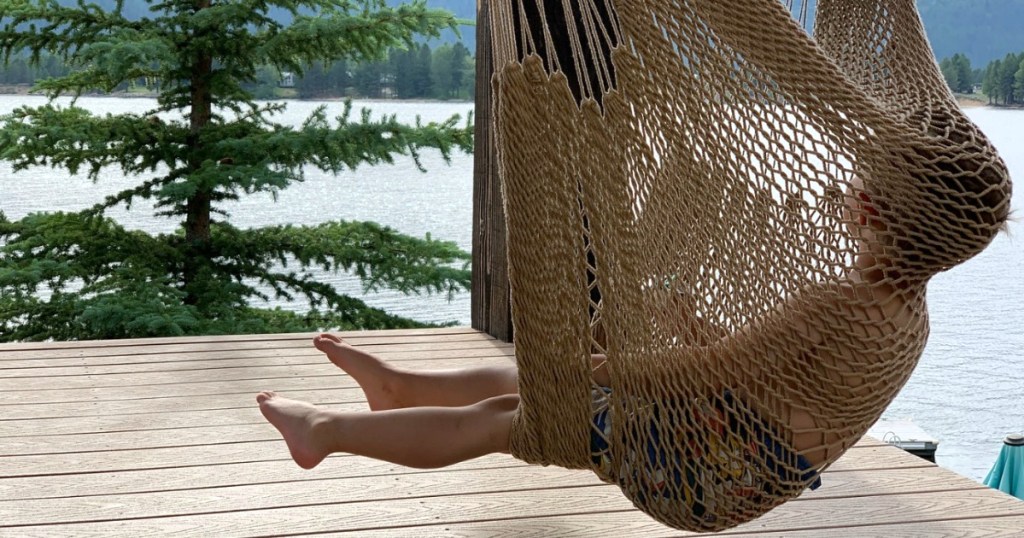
[2,328,1022,537]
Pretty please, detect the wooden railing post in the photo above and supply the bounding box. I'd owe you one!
[471,0,513,342]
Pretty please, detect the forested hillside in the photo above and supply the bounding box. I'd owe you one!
[51,0,473,20]
[51,0,477,48]
[918,0,1024,65]
[45,1,1024,70]
[428,0,1024,65]
[792,0,1024,66]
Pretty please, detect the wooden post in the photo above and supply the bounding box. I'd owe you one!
[471,0,513,342]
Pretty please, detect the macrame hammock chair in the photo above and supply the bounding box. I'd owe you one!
[487,0,1012,532]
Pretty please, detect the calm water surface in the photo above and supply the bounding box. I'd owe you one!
[0,95,1020,483]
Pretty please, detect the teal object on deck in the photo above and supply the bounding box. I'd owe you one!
[983,434,1024,500]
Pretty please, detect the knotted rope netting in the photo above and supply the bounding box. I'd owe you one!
[488,0,1012,531]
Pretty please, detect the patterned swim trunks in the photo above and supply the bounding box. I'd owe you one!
[589,387,821,523]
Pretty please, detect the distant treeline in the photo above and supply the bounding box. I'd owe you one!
[0,43,475,101]
[295,43,474,100]
[0,53,71,85]
[940,51,1024,105]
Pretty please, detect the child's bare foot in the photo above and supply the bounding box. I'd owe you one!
[257,391,331,469]
[313,334,408,410]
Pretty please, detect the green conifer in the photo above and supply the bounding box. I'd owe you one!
[0,0,474,341]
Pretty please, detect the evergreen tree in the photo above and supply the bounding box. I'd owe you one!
[329,59,352,96]
[353,60,384,97]
[249,65,282,100]
[940,53,975,93]
[448,42,469,99]
[998,52,1019,104]
[390,47,415,98]
[413,43,433,98]
[0,0,474,342]
[39,53,68,79]
[464,53,476,98]
[1,51,67,84]
[297,61,332,98]
[1011,56,1019,102]
[953,53,973,93]
[939,56,961,92]
[297,59,353,98]
[431,43,455,99]
[0,56,29,83]
[982,60,1000,103]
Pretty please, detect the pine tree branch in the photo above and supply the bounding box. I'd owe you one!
[0,211,195,341]
[212,220,471,300]
[32,34,175,95]
[0,104,188,179]
[0,0,141,63]
[258,1,461,72]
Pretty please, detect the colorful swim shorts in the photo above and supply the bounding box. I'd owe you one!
[589,388,821,523]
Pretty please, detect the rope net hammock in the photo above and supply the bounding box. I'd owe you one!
[488,0,1012,532]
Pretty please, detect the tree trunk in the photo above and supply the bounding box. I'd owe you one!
[184,0,214,305]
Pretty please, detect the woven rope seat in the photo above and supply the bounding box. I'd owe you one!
[488,0,1012,532]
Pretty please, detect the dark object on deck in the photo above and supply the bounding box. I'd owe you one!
[870,419,940,463]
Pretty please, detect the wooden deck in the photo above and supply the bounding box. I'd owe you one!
[2,328,1022,537]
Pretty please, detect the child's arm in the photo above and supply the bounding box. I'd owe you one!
[634,287,828,391]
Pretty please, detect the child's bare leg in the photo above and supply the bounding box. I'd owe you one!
[315,334,612,409]
[257,391,517,469]
[314,334,519,409]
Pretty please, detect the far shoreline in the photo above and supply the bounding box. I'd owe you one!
[955,94,988,108]
[2,85,1014,111]
[0,85,473,105]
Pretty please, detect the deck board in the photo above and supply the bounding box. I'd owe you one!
[2,328,1021,537]
[1,459,982,526]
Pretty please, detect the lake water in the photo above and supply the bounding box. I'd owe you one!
[0,95,1021,483]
